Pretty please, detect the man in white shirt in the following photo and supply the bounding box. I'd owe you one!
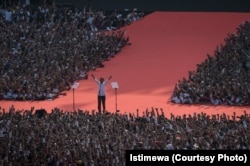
[91,74,112,113]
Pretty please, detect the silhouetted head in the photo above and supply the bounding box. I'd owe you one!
[100,77,104,83]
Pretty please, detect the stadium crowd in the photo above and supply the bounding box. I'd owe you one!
[0,106,249,165]
[0,2,249,165]
[171,21,250,106]
[0,3,144,101]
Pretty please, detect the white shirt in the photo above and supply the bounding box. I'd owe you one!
[94,78,109,96]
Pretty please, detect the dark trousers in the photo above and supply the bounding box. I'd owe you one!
[98,95,106,113]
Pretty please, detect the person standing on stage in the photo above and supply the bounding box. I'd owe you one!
[91,74,112,113]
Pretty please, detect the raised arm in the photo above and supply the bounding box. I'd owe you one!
[104,76,112,85]
[91,74,99,83]
[107,75,112,81]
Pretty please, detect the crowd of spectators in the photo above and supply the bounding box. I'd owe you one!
[0,106,249,165]
[1,1,249,166]
[0,3,144,101]
[171,21,250,106]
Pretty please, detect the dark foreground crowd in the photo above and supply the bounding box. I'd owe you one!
[0,106,249,165]
[171,21,250,106]
[0,3,144,101]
